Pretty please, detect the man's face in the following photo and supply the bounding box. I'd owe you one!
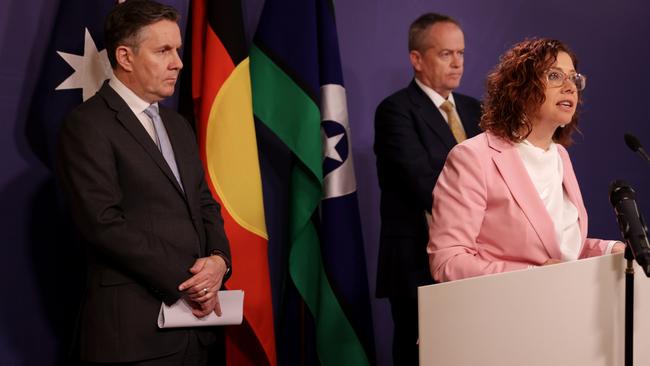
[127,20,183,103]
[410,22,465,98]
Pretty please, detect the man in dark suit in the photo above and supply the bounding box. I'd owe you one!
[374,13,482,365]
[57,1,231,365]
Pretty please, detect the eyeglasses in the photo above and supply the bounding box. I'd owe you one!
[546,69,587,91]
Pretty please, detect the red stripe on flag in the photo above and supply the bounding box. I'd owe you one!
[204,177,276,366]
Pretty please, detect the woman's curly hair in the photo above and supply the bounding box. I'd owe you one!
[480,38,581,146]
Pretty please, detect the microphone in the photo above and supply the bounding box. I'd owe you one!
[609,180,650,277]
[624,133,650,164]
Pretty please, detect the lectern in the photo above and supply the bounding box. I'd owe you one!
[418,253,650,365]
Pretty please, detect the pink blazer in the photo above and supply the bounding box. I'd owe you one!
[427,132,611,282]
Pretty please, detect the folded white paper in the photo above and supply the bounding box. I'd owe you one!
[157,290,244,328]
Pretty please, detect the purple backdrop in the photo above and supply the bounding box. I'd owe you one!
[335,1,650,364]
[2,0,649,364]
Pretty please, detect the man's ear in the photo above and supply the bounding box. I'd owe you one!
[115,45,134,72]
[409,50,422,72]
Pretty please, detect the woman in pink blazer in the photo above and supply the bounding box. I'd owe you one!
[427,39,624,282]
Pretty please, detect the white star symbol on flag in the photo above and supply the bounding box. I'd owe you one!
[56,28,113,101]
[322,130,345,162]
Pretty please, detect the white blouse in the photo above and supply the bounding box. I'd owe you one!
[516,140,582,261]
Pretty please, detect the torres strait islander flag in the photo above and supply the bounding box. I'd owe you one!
[190,0,276,365]
[250,0,376,364]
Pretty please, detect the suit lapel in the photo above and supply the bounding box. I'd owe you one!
[407,81,457,150]
[488,133,562,259]
[454,93,482,137]
[98,84,187,199]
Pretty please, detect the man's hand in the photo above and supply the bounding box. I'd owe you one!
[186,296,220,318]
[179,255,228,316]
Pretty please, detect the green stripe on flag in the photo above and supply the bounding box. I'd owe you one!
[250,45,370,366]
[250,48,322,179]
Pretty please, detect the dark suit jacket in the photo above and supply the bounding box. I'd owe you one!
[374,80,481,299]
[57,83,231,363]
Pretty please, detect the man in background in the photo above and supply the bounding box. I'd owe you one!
[374,12,482,365]
[57,1,231,365]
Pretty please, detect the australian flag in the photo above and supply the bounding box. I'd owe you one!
[27,0,188,169]
[25,2,124,364]
[28,0,116,169]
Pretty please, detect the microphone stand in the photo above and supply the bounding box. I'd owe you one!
[624,246,634,366]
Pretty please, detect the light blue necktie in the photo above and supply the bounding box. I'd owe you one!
[144,104,184,191]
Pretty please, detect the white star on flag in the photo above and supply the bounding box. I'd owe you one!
[56,28,112,101]
[322,130,345,162]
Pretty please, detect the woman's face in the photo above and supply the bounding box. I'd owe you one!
[533,51,578,130]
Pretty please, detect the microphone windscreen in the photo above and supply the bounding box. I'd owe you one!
[609,180,635,206]
[624,133,642,152]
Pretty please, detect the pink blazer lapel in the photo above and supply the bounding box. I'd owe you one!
[487,133,562,259]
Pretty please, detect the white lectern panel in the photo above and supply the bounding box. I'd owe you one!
[418,253,650,366]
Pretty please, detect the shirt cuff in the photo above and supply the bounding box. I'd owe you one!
[605,240,620,255]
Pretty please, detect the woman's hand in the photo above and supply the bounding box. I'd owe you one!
[542,258,563,266]
[612,242,626,254]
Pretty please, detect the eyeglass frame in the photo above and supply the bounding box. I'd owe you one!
[545,68,587,91]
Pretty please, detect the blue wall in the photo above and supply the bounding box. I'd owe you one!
[2,0,649,364]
